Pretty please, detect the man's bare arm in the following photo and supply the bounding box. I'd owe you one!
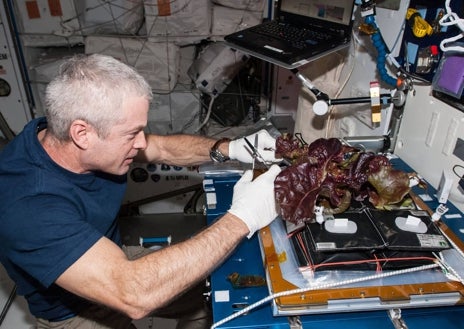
[134,134,229,166]
[55,213,248,319]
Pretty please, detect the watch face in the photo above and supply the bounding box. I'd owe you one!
[210,150,227,163]
[210,138,231,163]
[210,150,220,162]
[0,78,11,97]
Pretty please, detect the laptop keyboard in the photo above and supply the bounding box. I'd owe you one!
[251,21,333,49]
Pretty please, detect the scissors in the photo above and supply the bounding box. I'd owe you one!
[244,135,270,169]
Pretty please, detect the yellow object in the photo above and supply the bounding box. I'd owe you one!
[358,23,377,35]
[406,8,433,38]
[277,251,287,263]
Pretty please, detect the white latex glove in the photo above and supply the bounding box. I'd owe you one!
[228,164,281,238]
[229,129,280,163]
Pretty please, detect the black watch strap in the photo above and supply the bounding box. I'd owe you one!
[209,138,231,163]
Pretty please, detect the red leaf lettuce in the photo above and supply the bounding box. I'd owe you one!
[274,135,421,225]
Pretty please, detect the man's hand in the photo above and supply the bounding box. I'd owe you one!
[229,130,281,163]
[228,164,281,238]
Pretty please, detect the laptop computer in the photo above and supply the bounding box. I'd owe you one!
[224,0,356,69]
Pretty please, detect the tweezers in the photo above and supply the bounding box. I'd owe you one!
[244,137,270,169]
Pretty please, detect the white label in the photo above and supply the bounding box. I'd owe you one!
[417,234,449,248]
[214,290,230,302]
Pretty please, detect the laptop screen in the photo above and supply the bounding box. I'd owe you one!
[280,0,354,26]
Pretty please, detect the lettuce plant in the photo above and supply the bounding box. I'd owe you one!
[274,135,422,225]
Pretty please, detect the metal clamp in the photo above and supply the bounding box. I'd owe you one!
[288,316,302,329]
[388,308,409,329]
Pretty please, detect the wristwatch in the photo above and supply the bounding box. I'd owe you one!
[209,138,231,163]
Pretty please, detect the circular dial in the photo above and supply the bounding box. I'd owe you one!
[0,78,11,97]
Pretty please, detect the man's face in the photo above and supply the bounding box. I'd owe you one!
[88,96,149,175]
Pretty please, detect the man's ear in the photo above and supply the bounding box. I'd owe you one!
[69,119,91,150]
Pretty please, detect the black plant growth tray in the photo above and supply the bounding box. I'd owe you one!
[291,206,450,272]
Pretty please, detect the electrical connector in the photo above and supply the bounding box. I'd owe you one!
[432,204,449,222]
